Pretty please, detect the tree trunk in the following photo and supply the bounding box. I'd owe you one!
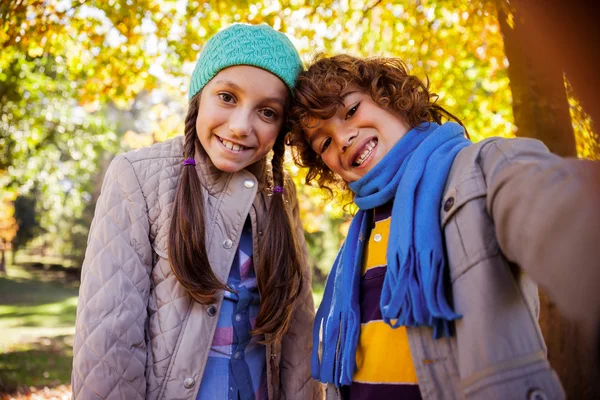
[505,1,600,136]
[498,3,593,397]
[497,3,576,157]
[0,240,6,275]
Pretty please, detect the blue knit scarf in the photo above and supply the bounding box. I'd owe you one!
[312,122,471,386]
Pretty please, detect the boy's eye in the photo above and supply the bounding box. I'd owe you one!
[345,103,360,120]
[260,108,277,120]
[321,137,332,153]
[218,93,235,103]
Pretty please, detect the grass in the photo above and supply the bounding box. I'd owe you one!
[0,263,79,395]
[0,336,74,395]
[0,257,327,396]
[12,253,78,269]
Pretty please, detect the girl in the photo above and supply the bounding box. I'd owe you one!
[288,54,600,399]
[72,24,321,400]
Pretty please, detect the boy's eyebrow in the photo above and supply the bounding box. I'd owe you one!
[305,91,356,148]
[341,90,356,100]
[307,130,320,147]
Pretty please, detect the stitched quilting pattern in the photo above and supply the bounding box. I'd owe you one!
[73,136,319,399]
[73,138,196,399]
[72,154,153,400]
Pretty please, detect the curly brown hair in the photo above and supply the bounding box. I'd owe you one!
[288,54,465,193]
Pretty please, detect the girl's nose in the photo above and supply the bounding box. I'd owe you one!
[228,108,252,137]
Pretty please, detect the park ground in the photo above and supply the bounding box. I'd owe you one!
[0,255,77,399]
[0,254,325,399]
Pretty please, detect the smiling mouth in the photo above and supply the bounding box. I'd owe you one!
[352,139,377,167]
[218,136,250,152]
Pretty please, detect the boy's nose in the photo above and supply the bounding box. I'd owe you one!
[339,130,357,153]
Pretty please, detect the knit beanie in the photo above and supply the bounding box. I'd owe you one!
[188,24,303,101]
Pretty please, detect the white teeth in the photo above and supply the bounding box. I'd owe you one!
[354,139,377,166]
[220,137,247,152]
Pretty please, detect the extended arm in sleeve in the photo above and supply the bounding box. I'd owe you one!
[71,156,153,400]
[484,139,600,337]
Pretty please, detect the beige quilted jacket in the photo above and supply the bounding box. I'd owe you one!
[72,136,322,400]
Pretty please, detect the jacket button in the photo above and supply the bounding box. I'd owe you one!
[443,197,455,212]
[527,389,548,400]
[243,179,255,188]
[183,377,195,389]
[207,305,217,316]
[223,239,233,249]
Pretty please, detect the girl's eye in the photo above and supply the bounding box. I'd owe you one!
[345,103,360,120]
[321,137,332,153]
[218,93,235,103]
[260,108,277,120]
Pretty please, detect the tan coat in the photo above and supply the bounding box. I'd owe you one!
[326,137,600,399]
[72,136,322,400]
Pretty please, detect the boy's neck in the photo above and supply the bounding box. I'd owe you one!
[371,200,394,227]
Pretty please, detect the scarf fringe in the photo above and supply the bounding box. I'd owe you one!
[381,247,461,328]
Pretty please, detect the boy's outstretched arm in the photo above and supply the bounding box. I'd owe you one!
[483,138,600,345]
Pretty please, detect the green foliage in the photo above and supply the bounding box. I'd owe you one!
[1,0,597,270]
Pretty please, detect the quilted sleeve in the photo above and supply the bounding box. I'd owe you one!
[280,177,324,399]
[72,155,153,400]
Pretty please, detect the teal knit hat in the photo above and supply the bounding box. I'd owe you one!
[188,24,303,101]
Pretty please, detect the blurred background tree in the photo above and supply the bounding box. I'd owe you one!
[2,0,598,273]
[0,0,598,396]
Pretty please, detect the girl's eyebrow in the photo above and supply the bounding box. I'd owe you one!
[214,79,242,91]
[214,79,285,108]
[262,96,286,109]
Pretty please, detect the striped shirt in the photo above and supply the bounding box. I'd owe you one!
[197,219,267,400]
[343,202,422,400]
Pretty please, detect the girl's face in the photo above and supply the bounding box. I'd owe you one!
[196,65,289,173]
[303,86,411,182]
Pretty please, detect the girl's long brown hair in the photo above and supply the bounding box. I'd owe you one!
[168,93,303,343]
[288,54,466,193]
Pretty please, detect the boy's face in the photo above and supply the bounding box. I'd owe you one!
[303,87,411,182]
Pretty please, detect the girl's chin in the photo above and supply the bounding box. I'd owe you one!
[215,160,251,173]
[209,156,248,173]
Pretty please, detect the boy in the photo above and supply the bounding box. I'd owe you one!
[289,54,600,399]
